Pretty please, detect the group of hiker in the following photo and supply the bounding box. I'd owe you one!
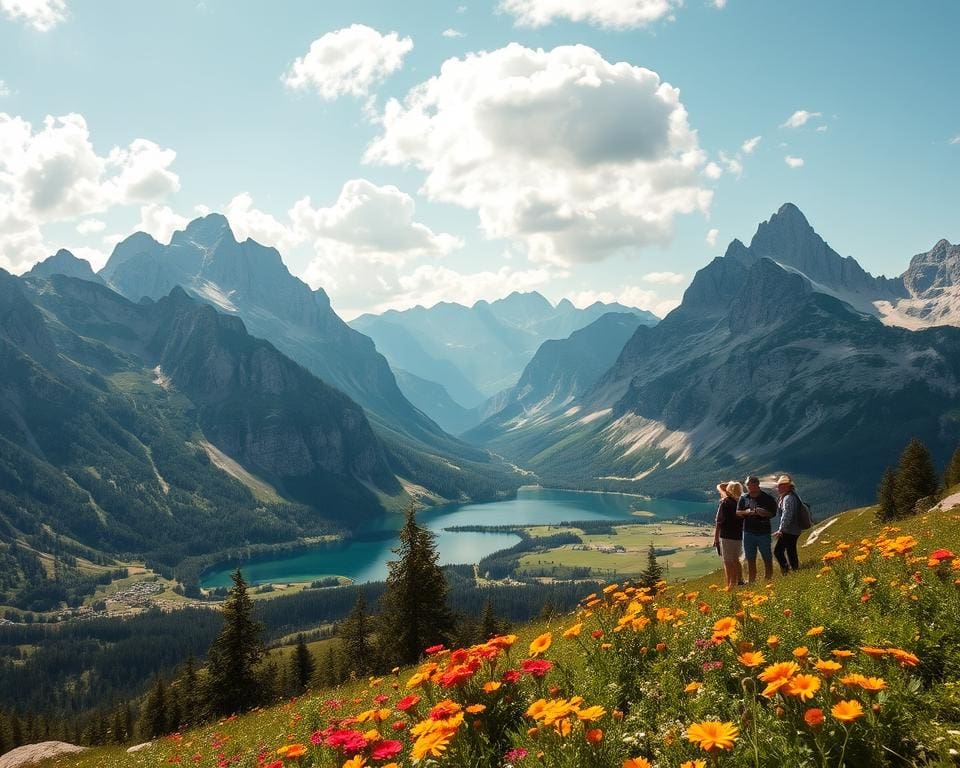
[713,474,809,589]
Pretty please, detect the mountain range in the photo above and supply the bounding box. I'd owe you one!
[467,204,960,511]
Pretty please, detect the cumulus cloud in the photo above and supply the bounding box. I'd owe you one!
[703,162,722,179]
[0,0,66,30]
[499,0,682,29]
[76,218,105,235]
[0,112,179,272]
[292,179,461,269]
[711,0,727,7]
[781,110,821,129]
[566,286,679,317]
[366,43,710,266]
[135,203,188,244]
[706,227,719,247]
[784,155,804,168]
[718,150,742,177]
[222,192,301,254]
[642,271,684,284]
[69,245,108,272]
[741,135,761,154]
[442,28,464,38]
[283,24,413,100]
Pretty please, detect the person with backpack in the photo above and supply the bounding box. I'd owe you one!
[773,474,805,573]
[736,475,777,583]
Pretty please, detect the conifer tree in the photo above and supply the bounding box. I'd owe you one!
[944,447,960,489]
[315,646,338,688]
[894,438,939,517]
[377,507,455,667]
[179,655,204,727]
[341,591,375,676]
[204,569,264,715]
[140,677,168,739]
[876,467,897,522]
[480,597,504,640]
[291,635,314,694]
[639,542,665,589]
[111,706,125,744]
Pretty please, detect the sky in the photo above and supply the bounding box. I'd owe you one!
[1,0,958,320]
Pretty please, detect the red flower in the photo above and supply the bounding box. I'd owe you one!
[520,659,553,678]
[396,694,420,712]
[370,740,404,760]
[502,669,522,684]
[425,644,446,655]
[324,729,367,754]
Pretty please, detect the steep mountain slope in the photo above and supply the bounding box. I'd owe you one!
[349,292,657,405]
[26,250,105,285]
[2,270,400,605]
[97,216,519,503]
[466,312,645,441]
[393,369,478,436]
[472,206,960,509]
[878,239,960,328]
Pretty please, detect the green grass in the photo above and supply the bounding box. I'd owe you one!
[43,500,960,767]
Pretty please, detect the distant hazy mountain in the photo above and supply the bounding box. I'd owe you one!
[466,312,646,441]
[469,205,960,509]
[27,249,105,285]
[98,214,519,504]
[393,369,478,436]
[350,292,658,407]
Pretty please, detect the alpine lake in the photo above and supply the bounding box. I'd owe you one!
[200,487,717,589]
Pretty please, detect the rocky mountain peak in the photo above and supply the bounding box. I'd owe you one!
[176,213,235,249]
[902,238,960,297]
[27,249,103,284]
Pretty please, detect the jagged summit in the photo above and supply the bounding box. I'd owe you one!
[174,212,234,248]
[26,249,104,284]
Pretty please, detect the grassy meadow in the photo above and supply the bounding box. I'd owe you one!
[40,499,960,768]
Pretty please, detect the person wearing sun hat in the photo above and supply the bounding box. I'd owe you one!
[713,480,744,589]
[774,474,802,574]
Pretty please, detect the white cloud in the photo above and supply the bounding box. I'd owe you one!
[282,24,413,100]
[76,218,105,234]
[566,286,678,317]
[781,110,822,129]
[951,135,960,145]
[292,179,461,268]
[69,245,108,272]
[0,112,179,272]
[703,161,722,179]
[718,150,742,177]
[0,0,66,30]
[784,155,804,168]
[499,0,682,29]
[367,43,711,266]
[642,270,684,284]
[222,193,301,254]
[706,227,719,247]
[135,203,188,244]
[741,135,761,154]
[0,80,10,98]
[815,125,828,133]
[442,28,464,38]
[711,0,727,7]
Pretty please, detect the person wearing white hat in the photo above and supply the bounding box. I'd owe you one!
[773,474,801,573]
[713,480,744,589]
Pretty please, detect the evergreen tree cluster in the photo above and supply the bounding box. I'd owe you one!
[876,438,941,521]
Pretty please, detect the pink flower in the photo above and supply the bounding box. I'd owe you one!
[370,740,403,760]
[520,659,553,678]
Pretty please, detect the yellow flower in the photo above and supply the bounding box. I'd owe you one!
[563,622,583,638]
[465,704,486,714]
[576,705,606,722]
[529,632,553,656]
[786,674,821,701]
[858,676,887,692]
[831,699,865,723]
[411,728,455,760]
[737,651,765,667]
[793,646,810,660]
[758,661,800,682]
[680,761,707,768]
[686,720,739,752]
[806,626,825,636]
[767,635,780,648]
[342,756,366,768]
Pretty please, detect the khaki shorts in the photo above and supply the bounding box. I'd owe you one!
[719,537,743,563]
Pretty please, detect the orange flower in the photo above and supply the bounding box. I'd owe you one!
[737,651,766,667]
[831,699,864,723]
[465,704,486,714]
[576,705,606,722]
[761,678,790,698]
[563,623,583,639]
[767,635,780,648]
[792,646,810,660]
[529,632,553,656]
[859,646,887,659]
[622,759,653,768]
[786,674,821,701]
[804,708,825,728]
[806,626,825,637]
[888,648,920,667]
[684,681,702,694]
[679,762,707,768]
[814,659,843,677]
[858,676,887,692]
[482,681,502,693]
[585,728,604,744]
[758,661,800,682]
[686,720,739,752]
[712,616,739,639]
[277,744,307,759]
[831,649,854,659]
[342,757,366,768]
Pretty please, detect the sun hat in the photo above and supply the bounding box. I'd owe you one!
[776,474,794,486]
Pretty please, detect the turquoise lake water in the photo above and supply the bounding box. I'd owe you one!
[200,486,713,587]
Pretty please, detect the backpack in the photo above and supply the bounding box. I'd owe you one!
[794,493,813,530]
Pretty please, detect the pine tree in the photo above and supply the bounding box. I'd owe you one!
[480,597,504,640]
[340,591,375,677]
[140,677,168,739]
[377,507,455,667]
[111,706,126,744]
[894,438,939,517]
[291,635,314,694]
[179,655,204,727]
[314,646,338,688]
[205,569,264,715]
[944,447,960,489]
[876,467,897,522]
[123,703,134,745]
[639,542,664,589]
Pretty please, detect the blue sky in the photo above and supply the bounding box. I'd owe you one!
[1,0,957,318]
